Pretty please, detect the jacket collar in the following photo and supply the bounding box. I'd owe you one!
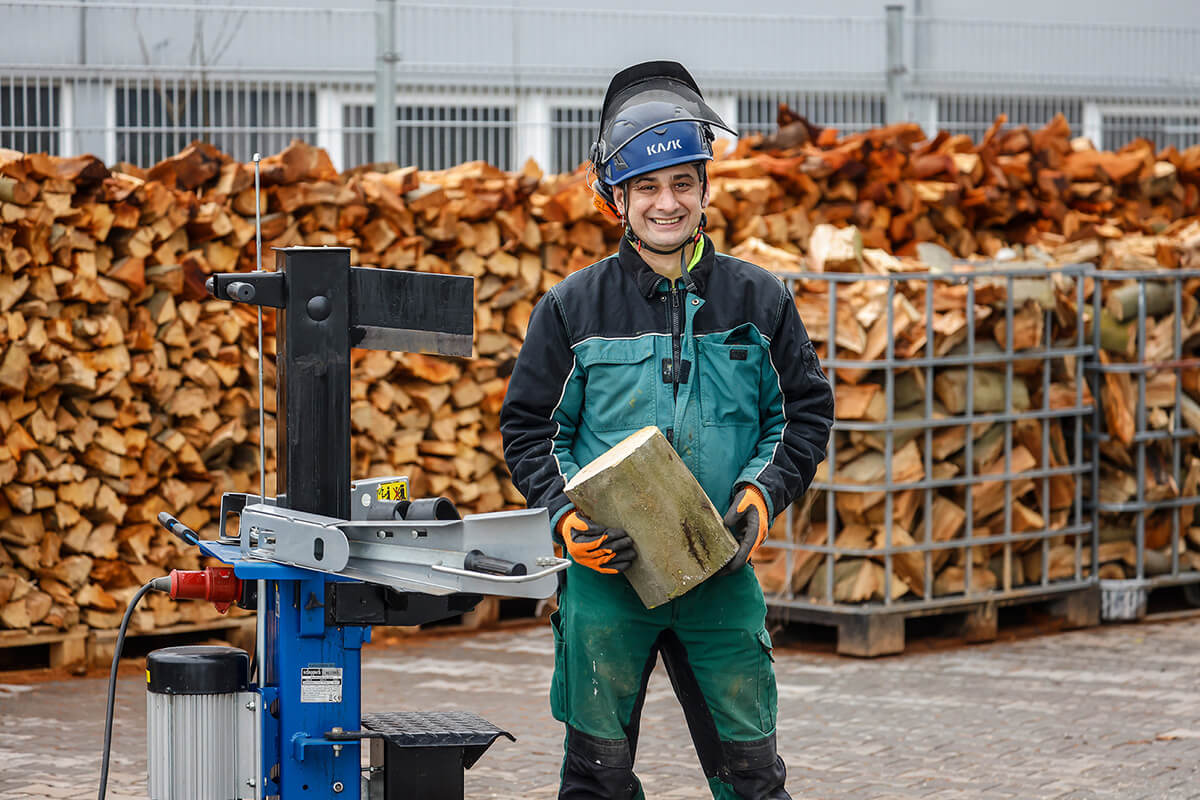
[618,233,715,298]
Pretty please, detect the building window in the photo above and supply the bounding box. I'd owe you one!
[738,92,885,136]
[551,106,600,174]
[0,81,60,154]
[341,102,514,170]
[397,104,513,171]
[113,82,317,166]
[1103,112,1200,151]
[341,103,375,169]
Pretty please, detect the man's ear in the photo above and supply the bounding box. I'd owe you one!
[612,183,625,211]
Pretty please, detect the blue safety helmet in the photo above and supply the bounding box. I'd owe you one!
[588,61,736,229]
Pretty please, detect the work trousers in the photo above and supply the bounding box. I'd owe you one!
[550,562,790,800]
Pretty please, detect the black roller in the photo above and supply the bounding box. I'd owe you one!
[403,496,461,521]
[147,646,249,695]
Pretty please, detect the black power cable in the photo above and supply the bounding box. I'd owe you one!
[97,577,169,800]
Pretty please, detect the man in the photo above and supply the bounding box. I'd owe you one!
[500,61,834,800]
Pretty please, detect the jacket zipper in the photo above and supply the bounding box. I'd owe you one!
[670,281,683,401]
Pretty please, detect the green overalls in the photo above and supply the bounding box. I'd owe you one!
[552,561,777,799]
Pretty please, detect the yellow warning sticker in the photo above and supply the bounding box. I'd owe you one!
[376,480,410,502]
[146,669,151,684]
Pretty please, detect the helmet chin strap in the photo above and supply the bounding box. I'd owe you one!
[624,225,698,256]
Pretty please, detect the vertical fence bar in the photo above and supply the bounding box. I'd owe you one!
[1172,276,1184,579]
[1041,295,1052,587]
[964,275,976,595]
[1003,273,1015,593]
[824,278,838,606]
[923,274,935,599]
[883,278,896,605]
[1135,280,1148,581]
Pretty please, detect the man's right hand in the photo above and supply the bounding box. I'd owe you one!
[558,511,637,574]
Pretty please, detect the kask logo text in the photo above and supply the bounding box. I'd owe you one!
[646,139,682,156]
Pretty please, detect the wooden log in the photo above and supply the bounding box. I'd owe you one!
[1105,280,1173,322]
[934,369,1031,414]
[806,558,908,603]
[563,426,737,609]
[933,565,998,596]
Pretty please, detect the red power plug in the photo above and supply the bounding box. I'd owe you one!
[168,567,243,613]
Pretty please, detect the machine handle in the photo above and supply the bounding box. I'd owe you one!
[156,512,199,547]
[430,558,569,583]
[463,550,526,577]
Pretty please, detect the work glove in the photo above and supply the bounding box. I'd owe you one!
[715,485,769,577]
[558,510,637,574]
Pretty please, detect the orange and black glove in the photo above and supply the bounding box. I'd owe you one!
[715,485,769,577]
[558,510,637,574]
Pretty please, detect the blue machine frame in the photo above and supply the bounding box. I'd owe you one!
[202,541,365,798]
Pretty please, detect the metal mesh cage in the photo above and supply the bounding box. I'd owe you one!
[1087,267,1200,618]
[761,264,1095,615]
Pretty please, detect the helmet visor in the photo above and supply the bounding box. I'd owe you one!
[595,81,736,166]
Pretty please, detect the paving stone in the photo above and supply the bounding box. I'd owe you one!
[1,618,1200,797]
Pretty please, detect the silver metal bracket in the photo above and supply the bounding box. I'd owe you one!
[227,479,566,599]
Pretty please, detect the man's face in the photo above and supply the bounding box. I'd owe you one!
[614,163,708,251]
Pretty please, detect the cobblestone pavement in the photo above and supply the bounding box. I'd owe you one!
[2,616,1200,799]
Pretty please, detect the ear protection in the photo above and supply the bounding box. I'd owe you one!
[586,164,623,224]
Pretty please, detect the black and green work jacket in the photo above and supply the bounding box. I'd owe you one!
[500,234,834,532]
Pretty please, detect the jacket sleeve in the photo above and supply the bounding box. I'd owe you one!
[735,284,835,520]
[499,288,585,534]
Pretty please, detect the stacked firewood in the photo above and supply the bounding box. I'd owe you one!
[722,108,1200,259]
[4,104,1200,632]
[0,142,567,633]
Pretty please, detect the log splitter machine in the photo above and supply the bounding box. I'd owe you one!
[96,244,566,800]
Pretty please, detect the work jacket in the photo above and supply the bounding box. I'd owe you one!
[500,234,834,534]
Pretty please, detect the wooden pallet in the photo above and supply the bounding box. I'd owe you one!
[0,624,89,669]
[768,584,1101,657]
[88,616,257,667]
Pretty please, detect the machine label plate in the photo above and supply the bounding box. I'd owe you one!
[300,667,343,703]
[376,479,410,502]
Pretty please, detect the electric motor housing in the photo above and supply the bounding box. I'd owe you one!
[146,645,258,800]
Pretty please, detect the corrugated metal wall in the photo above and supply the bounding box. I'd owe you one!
[2,2,1198,170]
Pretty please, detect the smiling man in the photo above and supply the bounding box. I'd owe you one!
[500,61,834,800]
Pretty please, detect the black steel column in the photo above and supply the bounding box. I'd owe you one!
[275,247,351,519]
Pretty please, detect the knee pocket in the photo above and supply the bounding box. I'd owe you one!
[563,727,641,800]
[756,628,778,732]
[550,610,568,722]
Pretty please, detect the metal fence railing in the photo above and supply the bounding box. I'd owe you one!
[3,2,1200,170]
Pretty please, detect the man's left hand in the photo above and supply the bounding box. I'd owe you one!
[715,485,769,577]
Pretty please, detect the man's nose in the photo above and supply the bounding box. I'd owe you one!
[655,186,681,210]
